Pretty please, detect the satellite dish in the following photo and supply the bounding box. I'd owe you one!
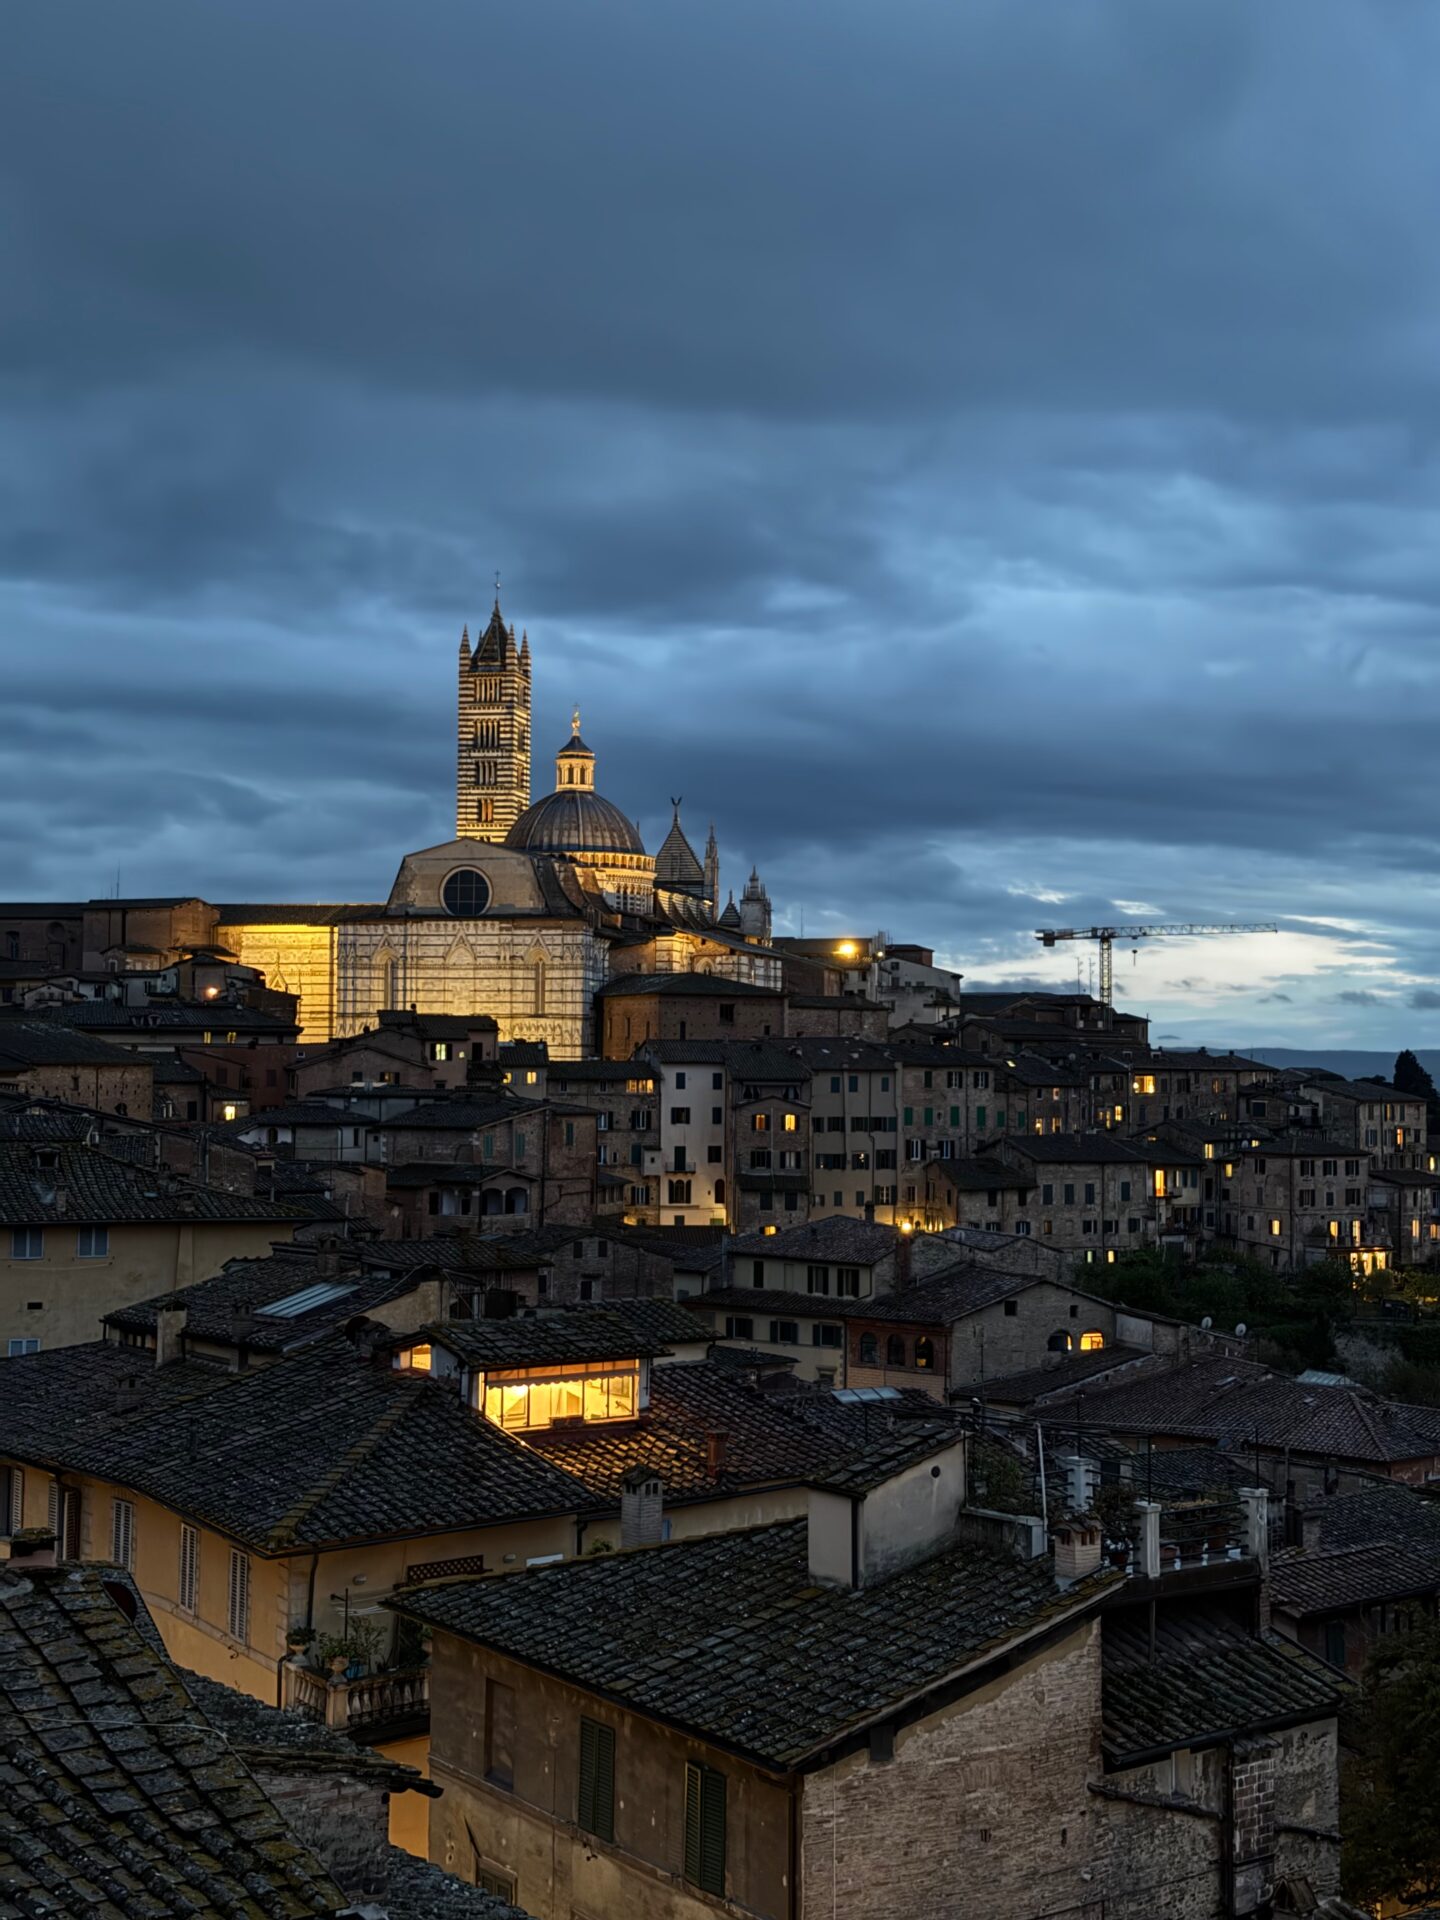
[1235,1323,1248,1338]
[1200,1316,1212,1330]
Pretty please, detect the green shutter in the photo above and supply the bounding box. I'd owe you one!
[949,1105,960,1127]
[923,1107,933,1126]
[579,1717,614,1842]
[903,1106,913,1126]
[684,1763,702,1883]
[976,1106,986,1129]
[684,1763,725,1894]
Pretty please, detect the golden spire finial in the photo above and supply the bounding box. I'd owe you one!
[572,706,581,735]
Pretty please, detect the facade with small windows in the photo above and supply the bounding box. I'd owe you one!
[0,1142,300,1353]
[1222,1138,1382,1273]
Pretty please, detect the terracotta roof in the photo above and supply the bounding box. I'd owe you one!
[0,1142,303,1227]
[418,1310,679,1369]
[392,1519,1113,1769]
[967,1345,1153,1406]
[1309,1480,1440,1554]
[1269,1542,1440,1617]
[0,1340,597,1553]
[103,1251,440,1353]
[728,1215,901,1262]
[1102,1604,1340,1761]
[0,1562,345,1916]
[1040,1353,1440,1466]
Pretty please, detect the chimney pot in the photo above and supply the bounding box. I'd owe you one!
[1052,1521,1103,1588]
[620,1467,664,1548]
[154,1304,187,1368]
[705,1430,729,1476]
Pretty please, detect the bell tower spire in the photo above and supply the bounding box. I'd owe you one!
[456,589,532,842]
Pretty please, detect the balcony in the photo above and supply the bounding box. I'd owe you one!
[282,1658,430,1737]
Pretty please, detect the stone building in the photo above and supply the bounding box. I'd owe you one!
[0,598,780,1053]
[393,1435,1342,1920]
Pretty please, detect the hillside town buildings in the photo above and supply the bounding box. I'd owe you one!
[2,598,1436,1917]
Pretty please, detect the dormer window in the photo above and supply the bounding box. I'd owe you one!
[477,1360,641,1431]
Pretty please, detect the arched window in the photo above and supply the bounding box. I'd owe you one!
[1079,1330,1105,1352]
[859,1332,878,1366]
[1047,1330,1073,1353]
[713,1178,725,1204]
[504,1187,529,1214]
[886,1335,907,1368]
[533,959,546,1016]
[914,1336,935,1370]
[378,953,397,1009]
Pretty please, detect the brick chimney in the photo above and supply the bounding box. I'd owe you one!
[154,1304,186,1368]
[893,1224,914,1292]
[620,1467,664,1547]
[705,1431,729,1476]
[111,1372,145,1415]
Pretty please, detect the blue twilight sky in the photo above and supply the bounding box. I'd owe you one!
[3,1,1440,1049]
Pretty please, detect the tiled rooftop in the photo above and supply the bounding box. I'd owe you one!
[0,1142,302,1227]
[0,1561,345,1916]
[0,1339,598,1553]
[393,1518,1113,1769]
[1269,1542,1440,1616]
[1102,1604,1340,1761]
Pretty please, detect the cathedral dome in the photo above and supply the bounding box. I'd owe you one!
[505,787,645,856]
[505,710,646,858]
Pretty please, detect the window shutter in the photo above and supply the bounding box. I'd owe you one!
[227,1550,250,1642]
[578,1717,614,1843]
[683,1763,703,1885]
[110,1499,134,1571]
[179,1525,199,1612]
[2,1466,21,1537]
[47,1479,59,1540]
[683,1763,725,1894]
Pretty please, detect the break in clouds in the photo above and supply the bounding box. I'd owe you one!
[5,0,1440,1047]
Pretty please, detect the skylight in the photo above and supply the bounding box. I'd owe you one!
[831,1386,902,1403]
[256,1280,357,1318]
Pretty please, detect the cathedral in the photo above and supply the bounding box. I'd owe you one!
[10,600,777,1054]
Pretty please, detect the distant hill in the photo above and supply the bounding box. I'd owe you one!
[1246,1047,1440,1082]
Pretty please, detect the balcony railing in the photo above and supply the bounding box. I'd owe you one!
[282,1660,430,1733]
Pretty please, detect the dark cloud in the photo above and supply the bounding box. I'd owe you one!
[5,2,1440,1044]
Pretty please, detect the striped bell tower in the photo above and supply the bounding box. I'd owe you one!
[456,596,532,842]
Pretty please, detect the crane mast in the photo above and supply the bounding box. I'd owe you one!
[1035,922,1279,1007]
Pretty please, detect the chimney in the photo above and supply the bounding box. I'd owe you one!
[893,1225,914,1293]
[808,1435,967,1588]
[111,1373,144,1415]
[620,1467,664,1547]
[1240,1486,1270,1571]
[154,1304,187,1368]
[1052,1520,1102,1588]
[1299,1503,1324,1553]
[1058,1453,1097,1515]
[1135,1499,1162,1578]
[705,1431,729,1476]
[316,1238,341,1279]
[8,1526,58,1570]
[862,1200,875,1224]
[53,1185,68,1217]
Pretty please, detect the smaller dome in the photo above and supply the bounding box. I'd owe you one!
[506,790,646,856]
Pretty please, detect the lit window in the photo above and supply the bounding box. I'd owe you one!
[434,1043,451,1062]
[220,1103,238,1122]
[402,1344,433,1371]
[1153,1170,1166,1198]
[1079,1330,1105,1351]
[782,1113,798,1133]
[1269,1219,1282,1237]
[1133,1075,1156,1095]
[480,1361,640,1431]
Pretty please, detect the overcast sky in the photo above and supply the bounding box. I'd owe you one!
[5,1,1440,1048]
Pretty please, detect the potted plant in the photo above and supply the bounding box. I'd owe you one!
[285,1623,315,1658]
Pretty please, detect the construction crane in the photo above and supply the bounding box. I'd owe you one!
[1035,923,1278,1008]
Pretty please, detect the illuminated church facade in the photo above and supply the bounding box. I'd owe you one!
[141,599,775,1052]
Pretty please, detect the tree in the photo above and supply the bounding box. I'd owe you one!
[1393,1048,1440,1144]
[1342,1621,1440,1909]
[1393,1047,1439,1107]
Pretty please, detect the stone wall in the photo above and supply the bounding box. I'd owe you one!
[801,1620,1105,1920]
[252,1764,392,1897]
